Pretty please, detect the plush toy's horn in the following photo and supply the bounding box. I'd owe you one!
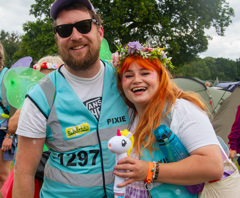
[117,129,121,136]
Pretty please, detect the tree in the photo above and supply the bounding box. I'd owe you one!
[175,59,211,80]
[14,0,57,63]
[92,0,234,66]
[18,0,234,67]
[0,30,21,67]
[203,57,217,80]
[236,58,240,80]
[215,58,237,81]
[175,57,239,81]
[14,19,57,63]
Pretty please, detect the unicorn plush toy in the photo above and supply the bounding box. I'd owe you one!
[108,129,134,198]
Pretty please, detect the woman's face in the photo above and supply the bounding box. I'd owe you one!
[121,62,159,113]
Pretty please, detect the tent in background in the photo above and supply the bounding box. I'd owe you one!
[215,81,240,91]
[212,83,240,145]
[173,77,240,145]
[172,77,232,120]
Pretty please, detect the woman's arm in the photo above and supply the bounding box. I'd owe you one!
[114,144,223,186]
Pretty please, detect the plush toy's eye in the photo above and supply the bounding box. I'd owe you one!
[122,139,127,147]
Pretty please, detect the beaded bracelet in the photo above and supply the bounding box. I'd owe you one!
[153,161,159,182]
[144,161,155,184]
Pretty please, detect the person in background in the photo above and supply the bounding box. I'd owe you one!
[1,55,63,198]
[13,0,130,198]
[0,41,13,189]
[228,104,240,164]
[112,41,223,197]
[8,54,64,153]
[32,55,64,74]
[205,81,211,87]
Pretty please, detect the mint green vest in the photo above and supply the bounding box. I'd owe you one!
[0,67,9,126]
[27,63,130,198]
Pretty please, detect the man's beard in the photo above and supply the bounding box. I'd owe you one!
[57,38,101,71]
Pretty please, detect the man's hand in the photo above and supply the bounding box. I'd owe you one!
[1,137,13,151]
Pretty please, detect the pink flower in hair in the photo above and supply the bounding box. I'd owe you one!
[143,47,154,52]
[112,52,120,68]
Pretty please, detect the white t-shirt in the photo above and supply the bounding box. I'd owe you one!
[131,99,219,154]
[16,62,105,138]
[127,98,219,192]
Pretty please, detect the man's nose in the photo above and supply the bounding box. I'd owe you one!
[70,27,83,40]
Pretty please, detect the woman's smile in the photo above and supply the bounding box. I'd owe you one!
[122,62,159,114]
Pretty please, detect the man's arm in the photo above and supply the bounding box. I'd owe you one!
[13,136,45,198]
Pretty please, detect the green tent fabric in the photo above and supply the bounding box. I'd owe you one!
[172,77,231,120]
[212,84,240,145]
[172,77,240,145]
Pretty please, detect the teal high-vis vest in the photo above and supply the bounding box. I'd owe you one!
[27,62,130,198]
[0,67,9,126]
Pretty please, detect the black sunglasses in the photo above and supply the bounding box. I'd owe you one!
[54,19,99,38]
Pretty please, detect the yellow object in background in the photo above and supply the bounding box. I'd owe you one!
[1,113,9,119]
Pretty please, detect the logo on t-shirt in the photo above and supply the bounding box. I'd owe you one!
[84,97,102,119]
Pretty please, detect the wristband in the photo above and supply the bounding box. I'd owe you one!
[5,134,14,139]
[144,161,154,184]
[153,161,159,182]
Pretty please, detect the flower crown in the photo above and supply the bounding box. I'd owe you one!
[33,62,60,71]
[112,41,174,71]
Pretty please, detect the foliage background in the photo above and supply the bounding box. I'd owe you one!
[0,0,239,82]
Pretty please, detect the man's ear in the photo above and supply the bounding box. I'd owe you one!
[98,25,104,41]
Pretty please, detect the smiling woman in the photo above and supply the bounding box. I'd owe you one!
[112,41,224,198]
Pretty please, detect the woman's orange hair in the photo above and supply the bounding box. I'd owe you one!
[117,55,207,156]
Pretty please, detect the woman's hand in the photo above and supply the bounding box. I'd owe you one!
[1,137,13,151]
[114,157,149,187]
[229,149,237,160]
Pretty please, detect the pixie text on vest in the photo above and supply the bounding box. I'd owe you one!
[107,116,126,125]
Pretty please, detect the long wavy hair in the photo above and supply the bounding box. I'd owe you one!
[117,55,207,156]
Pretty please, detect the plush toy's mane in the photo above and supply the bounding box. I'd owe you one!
[120,129,134,156]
